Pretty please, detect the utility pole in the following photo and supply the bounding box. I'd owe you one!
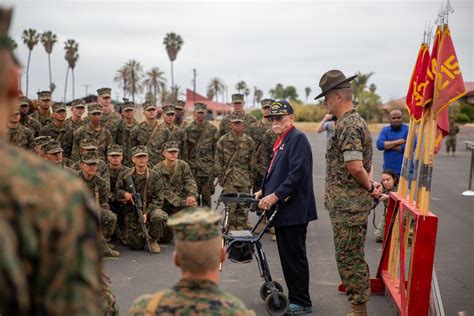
[193,69,197,105]
[82,84,90,97]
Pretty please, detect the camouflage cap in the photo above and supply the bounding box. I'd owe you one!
[107,144,123,155]
[168,207,222,242]
[194,102,207,113]
[163,141,180,152]
[71,98,86,108]
[19,96,30,107]
[81,151,99,164]
[97,87,111,97]
[132,145,148,157]
[162,104,175,114]
[79,138,98,150]
[231,94,244,103]
[52,102,67,112]
[261,98,274,108]
[142,100,157,111]
[175,100,185,110]
[37,90,52,101]
[44,139,63,154]
[229,112,244,123]
[33,136,51,149]
[87,102,103,114]
[267,100,294,117]
[122,101,135,111]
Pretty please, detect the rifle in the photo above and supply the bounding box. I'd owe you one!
[125,175,153,255]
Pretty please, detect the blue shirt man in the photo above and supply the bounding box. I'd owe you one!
[376,110,414,175]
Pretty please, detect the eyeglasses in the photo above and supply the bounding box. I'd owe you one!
[268,116,286,122]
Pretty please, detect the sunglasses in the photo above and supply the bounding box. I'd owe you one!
[268,116,286,122]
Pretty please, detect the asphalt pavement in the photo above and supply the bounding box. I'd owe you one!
[106,127,474,315]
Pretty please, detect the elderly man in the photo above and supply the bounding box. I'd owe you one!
[128,207,255,316]
[376,109,413,176]
[315,69,382,316]
[256,100,317,315]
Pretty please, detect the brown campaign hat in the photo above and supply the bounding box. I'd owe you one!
[314,69,357,100]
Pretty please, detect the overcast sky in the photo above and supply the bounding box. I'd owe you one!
[6,0,473,105]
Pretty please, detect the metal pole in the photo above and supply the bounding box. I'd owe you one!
[469,146,473,191]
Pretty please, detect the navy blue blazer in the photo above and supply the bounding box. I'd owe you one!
[262,127,317,228]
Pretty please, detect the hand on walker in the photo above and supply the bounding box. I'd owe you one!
[258,193,278,210]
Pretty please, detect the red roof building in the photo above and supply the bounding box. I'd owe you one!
[184,89,232,119]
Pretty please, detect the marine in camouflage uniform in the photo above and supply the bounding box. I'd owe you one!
[215,113,256,230]
[116,146,166,253]
[152,141,198,242]
[219,93,257,137]
[183,102,219,207]
[19,97,41,136]
[30,90,52,127]
[319,70,376,315]
[70,138,110,182]
[0,13,105,312]
[248,98,276,191]
[39,102,74,158]
[120,100,138,167]
[445,119,460,156]
[32,135,51,159]
[43,139,73,169]
[130,101,171,167]
[65,98,86,131]
[106,144,131,246]
[162,104,185,153]
[174,99,189,128]
[127,208,255,316]
[7,106,34,150]
[72,102,113,161]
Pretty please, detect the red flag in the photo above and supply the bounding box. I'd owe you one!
[432,25,467,153]
[422,26,442,107]
[406,44,430,121]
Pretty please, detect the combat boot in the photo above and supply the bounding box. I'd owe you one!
[149,240,161,254]
[347,303,367,316]
[103,242,120,257]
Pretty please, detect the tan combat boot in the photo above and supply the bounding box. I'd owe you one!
[347,303,368,316]
[149,240,161,254]
[103,242,120,258]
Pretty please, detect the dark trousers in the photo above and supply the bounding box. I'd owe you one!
[275,223,312,307]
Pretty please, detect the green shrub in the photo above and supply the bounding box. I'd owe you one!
[455,113,470,123]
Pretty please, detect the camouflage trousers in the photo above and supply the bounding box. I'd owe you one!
[101,269,119,316]
[252,173,264,193]
[222,185,251,230]
[374,212,386,241]
[110,202,127,245]
[445,136,456,153]
[330,218,370,305]
[100,209,117,240]
[194,176,215,208]
[122,206,168,250]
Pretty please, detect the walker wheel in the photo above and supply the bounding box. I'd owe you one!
[260,281,284,301]
[264,292,289,315]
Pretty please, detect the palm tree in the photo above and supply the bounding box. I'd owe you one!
[125,59,144,103]
[143,67,166,101]
[304,87,312,103]
[163,32,184,100]
[21,28,40,97]
[206,89,215,100]
[114,65,130,98]
[64,39,79,101]
[207,77,225,102]
[369,83,377,93]
[351,71,374,103]
[269,83,284,99]
[7,36,17,50]
[158,82,170,105]
[253,87,263,107]
[235,80,247,94]
[41,31,57,93]
[244,87,250,102]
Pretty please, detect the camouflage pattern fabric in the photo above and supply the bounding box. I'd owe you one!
[167,207,221,241]
[30,110,51,127]
[102,269,120,315]
[214,132,255,229]
[64,116,84,131]
[165,123,185,153]
[329,219,370,305]
[445,136,456,152]
[39,122,74,158]
[84,111,124,145]
[325,108,372,306]
[325,109,373,225]
[77,171,117,240]
[248,120,277,191]
[72,124,113,161]
[20,115,41,136]
[0,140,103,315]
[122,120,138,167]
[127,279,255,316]
[116,168,167,249]
[71,158,110,184]
[183,121,219,207]
[130,122,171,167]
[7,124,34,150]
[108,165,131,245]
[219,111,257,137]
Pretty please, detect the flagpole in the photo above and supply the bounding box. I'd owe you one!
[409,114,426,203]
